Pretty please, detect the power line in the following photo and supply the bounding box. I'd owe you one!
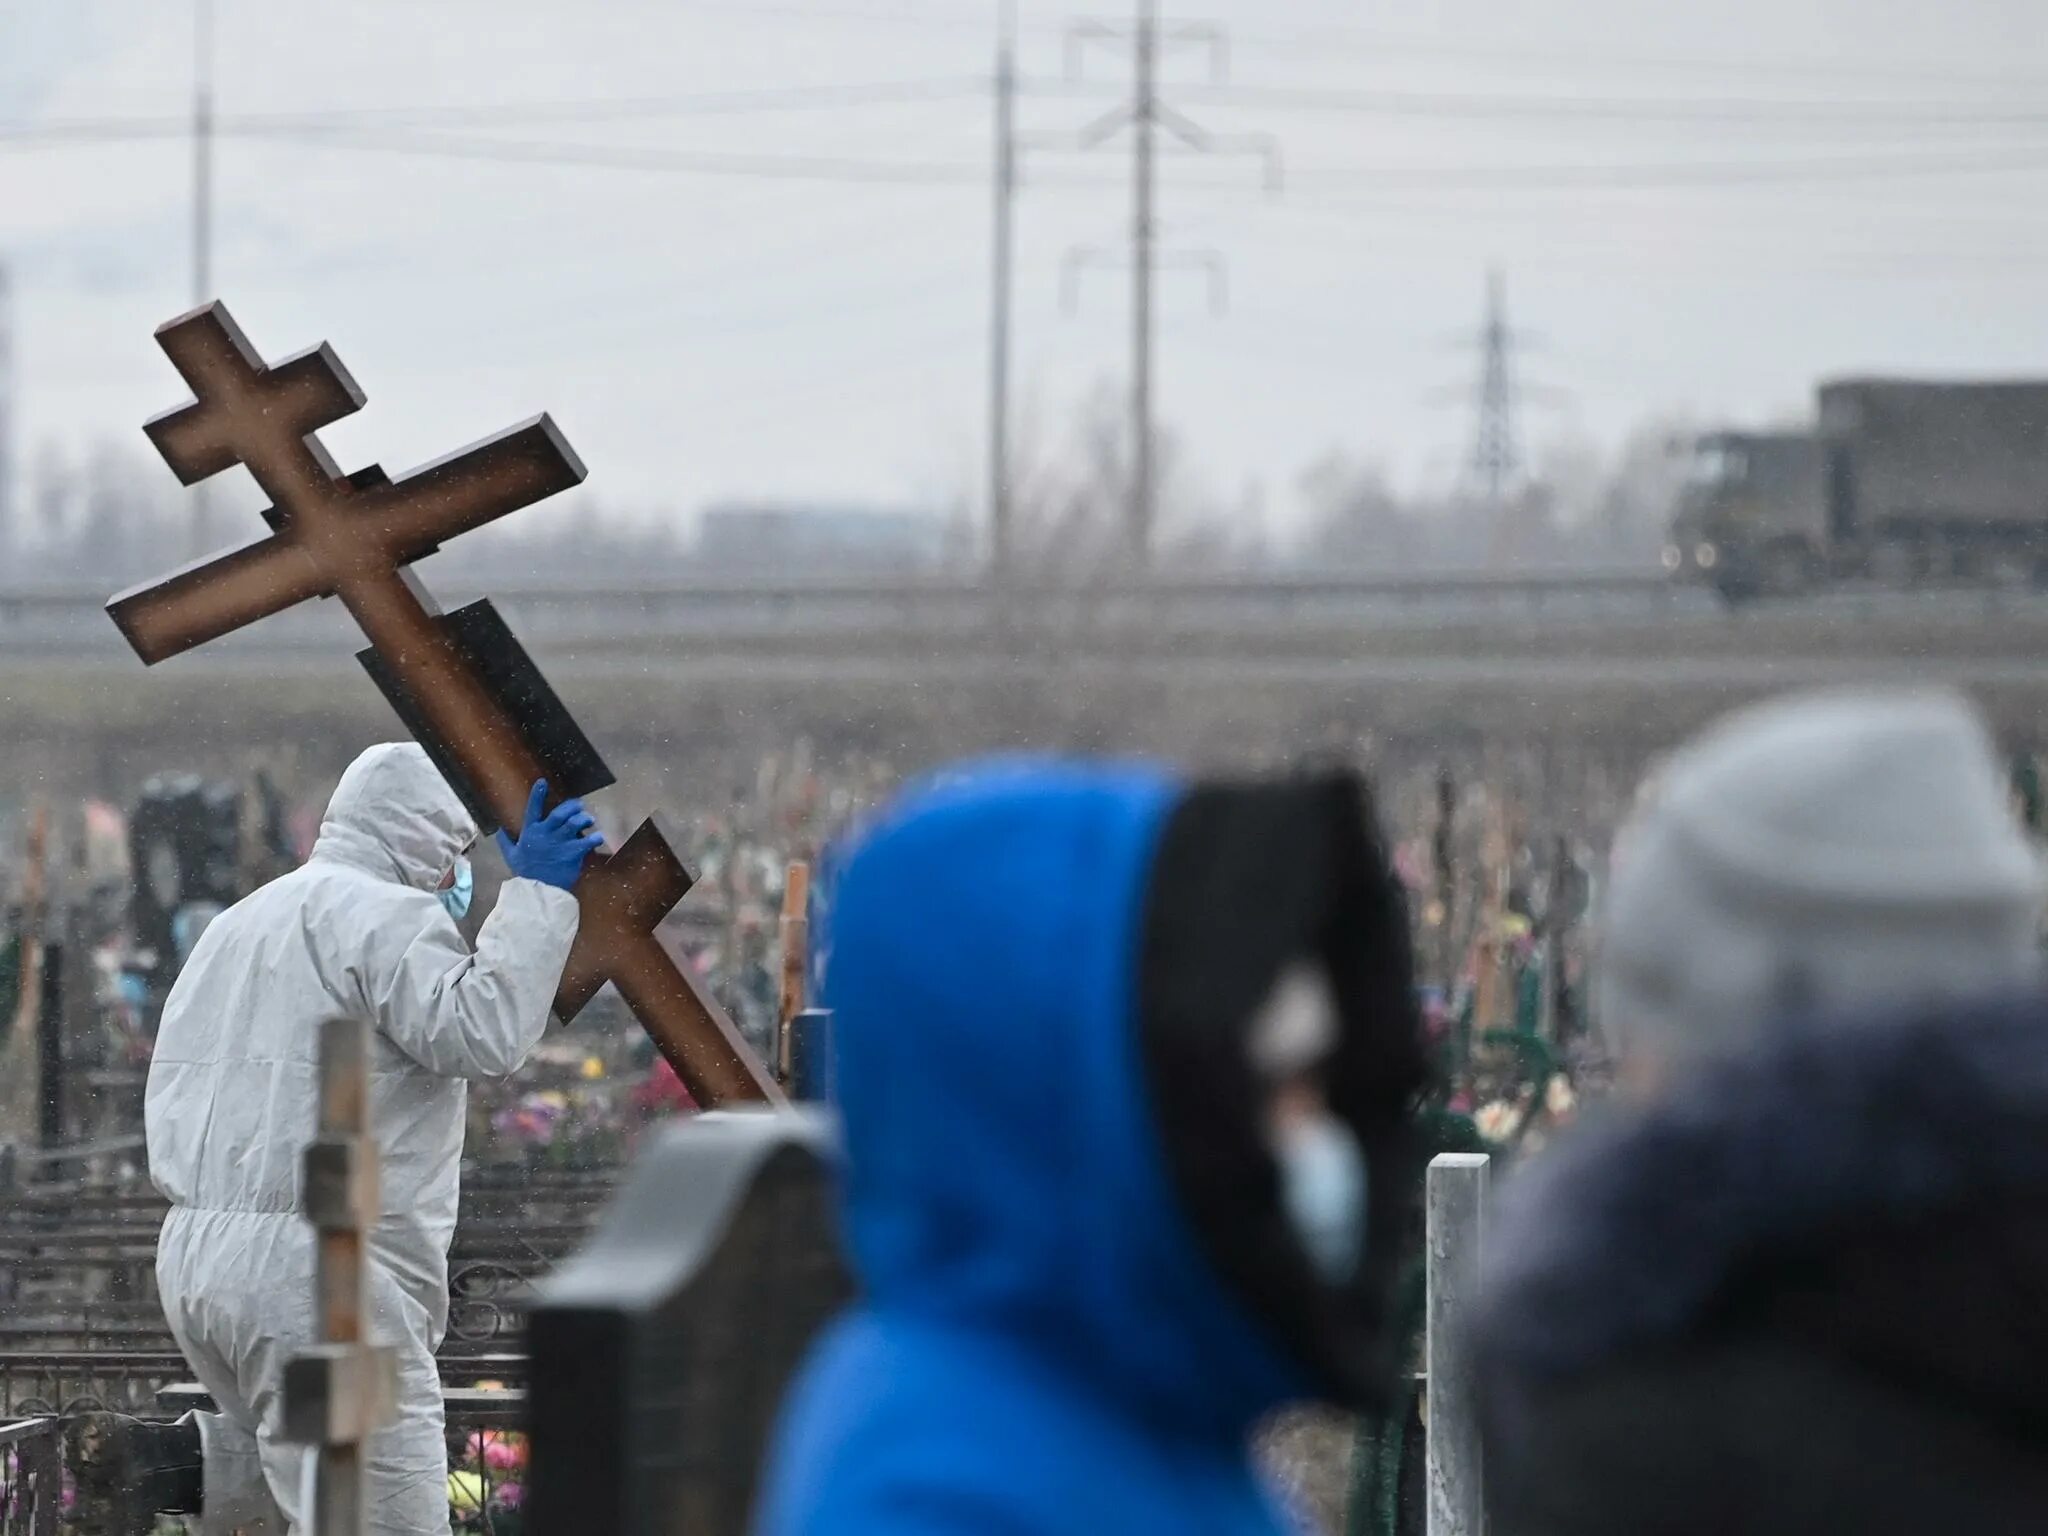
[21,74,2048,148]
[0,77,993,146]
[291,75,993,127]
[1272,145,2048,192]
[0,119,192,147]
[1133,81,2048,128]
[637,0,2048,96]
[12,107,2044,196]
[1197,217,2048,277]
[192,125,2048,194]
[1203,20,2048,95]
[1186,184,2048,232]
[238,125,1007,186]
[15,117,2048,189]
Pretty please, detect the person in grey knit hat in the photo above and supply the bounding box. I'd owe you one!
[1596,685,2044,1088]
[1469,692,2048,1536]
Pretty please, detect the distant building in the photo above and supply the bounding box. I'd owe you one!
[696,503,948,574]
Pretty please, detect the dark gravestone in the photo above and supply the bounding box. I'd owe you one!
[357,598,614,837]
[527,1111,852,1536]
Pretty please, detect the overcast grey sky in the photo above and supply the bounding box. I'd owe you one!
[3,0,2046,546]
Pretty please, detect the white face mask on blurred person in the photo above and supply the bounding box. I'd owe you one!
[1275,1107,1368,1284]
[1254,965,1371,1286]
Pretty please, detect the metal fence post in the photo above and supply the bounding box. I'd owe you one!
[787,1008,835,1104]
[35,931,63,1154]
[1427,1152,1490,1536]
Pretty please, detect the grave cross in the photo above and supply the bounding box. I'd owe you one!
[108,301,782,1107]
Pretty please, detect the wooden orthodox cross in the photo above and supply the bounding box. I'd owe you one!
[108,301,782,1106]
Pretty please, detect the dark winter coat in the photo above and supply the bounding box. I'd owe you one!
[1473,988,2048,1536]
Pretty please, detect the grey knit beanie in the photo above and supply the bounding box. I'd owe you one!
[1598,687,2045,1064]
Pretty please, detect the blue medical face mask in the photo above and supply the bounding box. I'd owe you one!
[438,854,474,921]
[1276,1111,1369,1286]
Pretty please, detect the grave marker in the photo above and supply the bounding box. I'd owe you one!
[528,1112,851,1535]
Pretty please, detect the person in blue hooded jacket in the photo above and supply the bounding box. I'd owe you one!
[756,760,1430,1536]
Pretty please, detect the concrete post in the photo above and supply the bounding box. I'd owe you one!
[1427,1152,1490,1536]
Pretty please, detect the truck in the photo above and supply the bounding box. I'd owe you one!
[1666,378,2048,600]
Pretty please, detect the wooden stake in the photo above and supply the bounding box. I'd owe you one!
[284,1017,396,1536]
[776,862,811,1085]
[2,804,49,1140]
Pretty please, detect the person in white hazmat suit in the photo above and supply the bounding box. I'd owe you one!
[137,744,603,1535]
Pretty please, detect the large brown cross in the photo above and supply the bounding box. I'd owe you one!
[109,301,783,1107]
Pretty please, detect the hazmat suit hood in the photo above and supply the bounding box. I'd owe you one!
[313,742,477,892]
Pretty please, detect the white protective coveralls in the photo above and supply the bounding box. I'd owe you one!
[147,744,580,1535]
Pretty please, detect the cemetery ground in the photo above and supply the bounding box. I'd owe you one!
[3,633,2040,1533]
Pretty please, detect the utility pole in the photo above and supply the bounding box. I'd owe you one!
[1129,0,1157,571]
[191,0,215,558]
[987,0,1017,580]
[0,262,14,564]
[193,0,214,308]
[1058,5,1277,571]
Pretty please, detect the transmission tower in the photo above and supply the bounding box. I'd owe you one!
[1470,269,1519,508]
[1441,269,1561,564]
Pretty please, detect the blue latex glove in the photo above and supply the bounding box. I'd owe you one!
[496,780,605,891]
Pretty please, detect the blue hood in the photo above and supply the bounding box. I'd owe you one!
[823,759,1306,1439]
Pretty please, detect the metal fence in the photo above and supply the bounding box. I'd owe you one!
[0,1137,149,1195]
[0,1352,530,1422]
[0,1354,523,1533]
[0,1352,188,1420]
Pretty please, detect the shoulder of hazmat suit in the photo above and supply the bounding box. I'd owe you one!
[756,759,1428,1536]
[146,743,580,1536]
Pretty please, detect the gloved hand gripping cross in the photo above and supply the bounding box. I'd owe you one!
[497,779,606,890]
